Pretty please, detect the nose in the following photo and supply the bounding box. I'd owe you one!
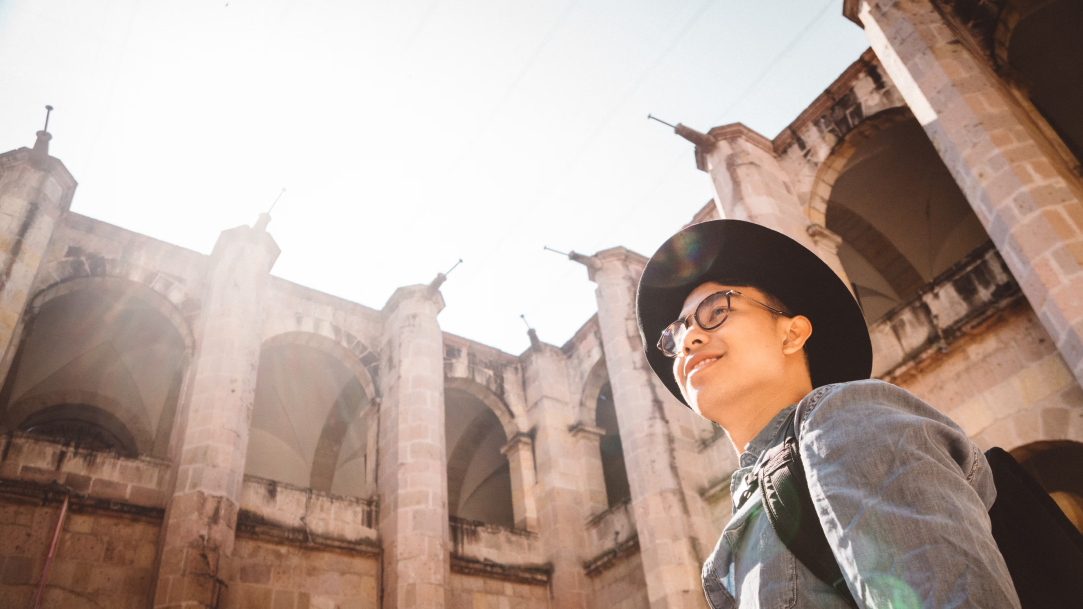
[679,319,710,355]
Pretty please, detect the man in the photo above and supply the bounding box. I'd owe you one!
[635,220,1021,608]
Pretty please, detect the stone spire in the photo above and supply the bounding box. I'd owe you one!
[30,105,54,166]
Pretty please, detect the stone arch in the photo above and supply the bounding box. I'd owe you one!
[971,405,1083,453]
[806,107,913,226]
[262,331,376,401]
[444,376,523,439]
[445,407,507,521]
[992,0,1058,68]
[807,106,993,321]
[28,276,195,352]
[992,0,1083,167]
[250,331,378,495]
[1010,439,1083,531]
[33,255,200,323]
[579,357,610,427]
[443,380,517,528]
[4,390,154,456]
[261,315,381,397]
[2,276,194,458]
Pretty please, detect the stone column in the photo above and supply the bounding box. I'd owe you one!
[377,285,447,609]
[582,247,706,609]
[0,131,77,383]
[153,216,279,608]
[570,423,609,516]
[853,0,1083,387]
[695,124,852,287]
[501,433,539,531]
[522,340,592,609]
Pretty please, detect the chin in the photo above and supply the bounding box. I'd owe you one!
[685,385,730,424]
[684,379,745,422]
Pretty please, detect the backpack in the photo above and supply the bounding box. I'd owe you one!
[752,406,1083,609]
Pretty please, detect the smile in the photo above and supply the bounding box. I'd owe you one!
[688,355,721,376]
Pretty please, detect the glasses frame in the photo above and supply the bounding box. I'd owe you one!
[656,289,794,358]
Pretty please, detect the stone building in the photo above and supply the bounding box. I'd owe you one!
[0,0,1081,607]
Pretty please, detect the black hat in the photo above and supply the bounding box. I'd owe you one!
[636,219,872,407]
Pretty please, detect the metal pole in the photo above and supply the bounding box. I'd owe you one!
[32,493,69,608]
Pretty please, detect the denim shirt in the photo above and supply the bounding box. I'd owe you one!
[702,380,1021,608]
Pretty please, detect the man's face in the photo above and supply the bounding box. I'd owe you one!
[672,282,794,421]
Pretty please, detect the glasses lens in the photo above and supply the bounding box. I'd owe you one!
[696,292,731,330]
[658,319,685,357]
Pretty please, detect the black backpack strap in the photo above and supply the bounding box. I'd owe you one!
[985,447,1083,608]
[758,407,858,608]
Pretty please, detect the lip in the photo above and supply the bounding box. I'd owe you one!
[684,352,722,379]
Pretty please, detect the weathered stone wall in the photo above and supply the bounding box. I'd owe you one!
[0,497,160,609]
[225,537,380,609]
[773,48,909,226]
[445,572,549,609]
[587,547,650,609]
[894,300,1083,451]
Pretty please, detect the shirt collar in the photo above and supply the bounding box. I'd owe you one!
[737,404,797,468]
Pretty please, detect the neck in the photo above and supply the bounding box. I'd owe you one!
[716,372,812,453]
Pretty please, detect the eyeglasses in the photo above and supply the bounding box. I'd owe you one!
[657,290,794,358]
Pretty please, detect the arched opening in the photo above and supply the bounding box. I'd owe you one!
[0,281,190,458]
[824,115,991,322]
[445,387,514,528]
[245,342,374,498]
[597,381,631,508]
[1006,0,1083,163]
[1011,440,1083,533]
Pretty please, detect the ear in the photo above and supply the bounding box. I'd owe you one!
[780,315,812,355]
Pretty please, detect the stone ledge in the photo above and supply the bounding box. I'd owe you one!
[240,475,378,548]
[583,534,640,578]
[0,476,165,522]
[235,509,382,556]
[449,555,552,585]
[449,516,544,566]
[584,498,636,561]
[0,433,170,508]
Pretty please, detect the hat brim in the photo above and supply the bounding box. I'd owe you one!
[636,219,872,407]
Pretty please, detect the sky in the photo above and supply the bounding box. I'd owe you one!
[0,0,870,355]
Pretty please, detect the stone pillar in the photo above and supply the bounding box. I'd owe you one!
[570,423,609,516]
[0,131,76,382]
[853,0,1083,387]
[153,216,279,608]
[695,124,852,288]
[522,341,592,609]
[501,433,539,531]
[582,247,706,609]
[378,285,447,609]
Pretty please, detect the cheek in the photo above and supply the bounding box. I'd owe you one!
[673,357,686,383]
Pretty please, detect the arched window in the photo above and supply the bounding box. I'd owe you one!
[445,387,515,528]
[596,381,631,508]
[245,342,374,498]
[825,114,991,322]
[1011,440,1083,533]
[1006,0,1083,163]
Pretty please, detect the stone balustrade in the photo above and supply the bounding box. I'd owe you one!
[870,242,1021,379]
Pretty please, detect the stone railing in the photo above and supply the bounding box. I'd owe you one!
[448,516,550,583]
[870,242,1020,379]
[238,475,379,554]
[583,498,638,574]
[0,432,170,510]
